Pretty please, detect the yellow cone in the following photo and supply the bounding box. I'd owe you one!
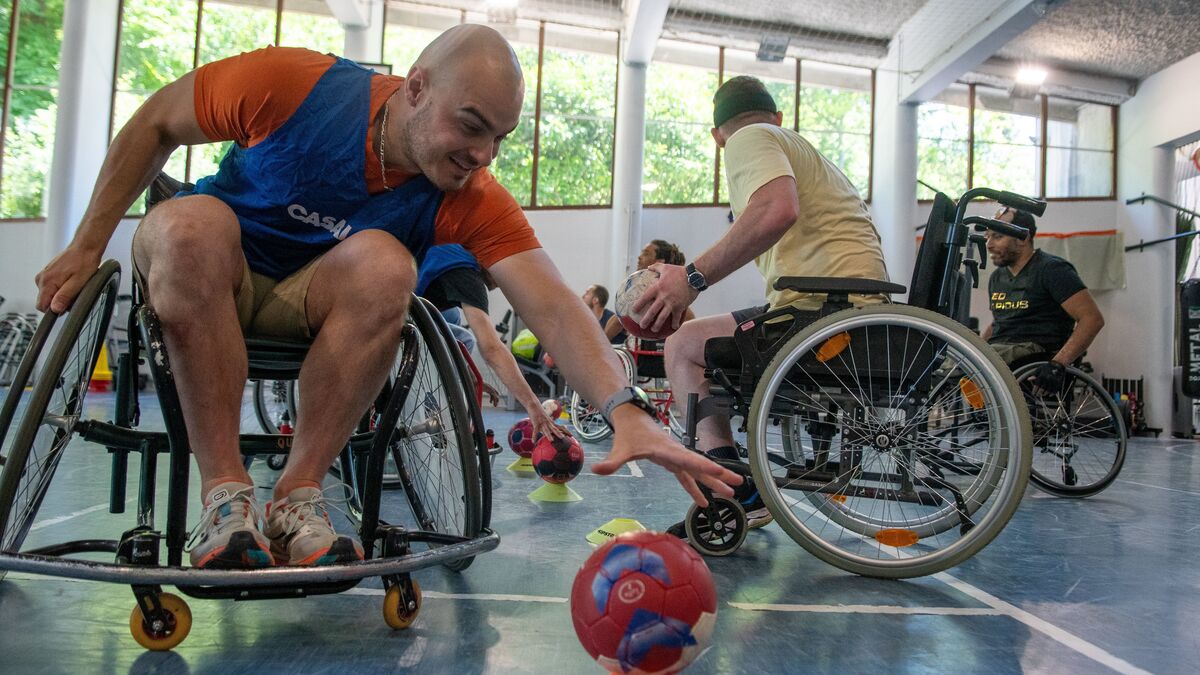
[528,482,582,503]
[585,518,647,547]
[507,456,536,475]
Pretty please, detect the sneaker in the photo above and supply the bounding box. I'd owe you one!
[666,521,688,540]
[733,477,773,529]
[188,481,274,569]
[264,486,364,566]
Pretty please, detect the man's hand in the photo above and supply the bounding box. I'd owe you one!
[35,244,103,314]
[631,263,698,335]
[1031,360,1068,397]
[527,404,565,440]
[591,406,742,507]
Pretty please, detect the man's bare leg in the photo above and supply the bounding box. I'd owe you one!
[132,195,250,497]
[273,230,414,499]
[665,314,738,454]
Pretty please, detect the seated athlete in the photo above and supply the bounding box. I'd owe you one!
[417,243,561,439]
[33,25,740,570]
[982,207,1105,393]
[631,76,890,534]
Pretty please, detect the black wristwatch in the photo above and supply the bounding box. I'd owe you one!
[601,386,657,426]
[685,262,708,292]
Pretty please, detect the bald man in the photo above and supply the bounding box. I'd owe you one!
[35,25,740,570]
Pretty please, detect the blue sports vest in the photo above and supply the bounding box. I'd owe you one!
[416,244,479,296]
[186,58,444,280]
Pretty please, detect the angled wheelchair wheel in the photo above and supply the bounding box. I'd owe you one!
[569,389,611,441]
[382,297,481,571]
[747,304,1031,578]
[252,379,297,434]
[0,311,58,459]
[0,261,119,582]
[1013,362,1127,498]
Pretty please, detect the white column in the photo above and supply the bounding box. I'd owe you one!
[869,52,918,294]
[342,0,384,63]
[608,62,648,290]
[44,0,120,257]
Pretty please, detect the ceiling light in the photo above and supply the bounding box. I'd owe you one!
[486,0,518,23]
[756,34,790,62]
[1015,66,1047,86]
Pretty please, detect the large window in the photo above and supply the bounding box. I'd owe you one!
[1,0,65,219]
[644,40,719,206]
[918,84,1116,201]
[800,61,873,198]
[719,50,795,204]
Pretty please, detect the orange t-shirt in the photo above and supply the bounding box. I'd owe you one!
[192,46,539,268]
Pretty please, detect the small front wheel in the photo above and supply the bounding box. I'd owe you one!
[684,496,747,557]
[383,580,423,630]
[129,593,192,651]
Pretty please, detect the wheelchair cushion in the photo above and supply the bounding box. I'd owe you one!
[246,336,311,380]
[773,276,906,296]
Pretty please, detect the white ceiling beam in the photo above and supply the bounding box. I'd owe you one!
[622,0,669,66]
[897,0,1053,103]
[966,56,1138,105]
[325,0,371,28]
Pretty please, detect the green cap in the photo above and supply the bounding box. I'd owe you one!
[713,75,778,128]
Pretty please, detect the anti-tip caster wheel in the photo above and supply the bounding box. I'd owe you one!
[383,579,423,630]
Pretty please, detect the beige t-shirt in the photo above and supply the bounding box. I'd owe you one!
[724,124,888,309]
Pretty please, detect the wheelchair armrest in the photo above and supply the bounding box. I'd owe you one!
[773,276,906,297]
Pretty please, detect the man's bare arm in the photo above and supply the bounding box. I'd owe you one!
[36,71,212,313]
[1052,290,1105,365]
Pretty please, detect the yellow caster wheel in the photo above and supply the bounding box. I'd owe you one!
[383,580,422,630]
[129,593,192,651]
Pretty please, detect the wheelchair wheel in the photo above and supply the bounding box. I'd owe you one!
[569,389,611,441]
[0,262,119,582]
[746,304,1031,578]
[384,297,482,571]
[684,496,747,557]
[0,310,57,458]
[252,379,297,434]
[1013,362,1126,497]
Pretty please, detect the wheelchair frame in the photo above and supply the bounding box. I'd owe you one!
[0,259,498,649]
[677,187,1045,578]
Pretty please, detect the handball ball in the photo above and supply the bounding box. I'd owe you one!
[615,269,676,340]
[531,433,584,484]
[542,398,564,419]
[507,418,541,458]
[570,531,717,674]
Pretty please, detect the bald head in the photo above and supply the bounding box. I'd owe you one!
[394,25,527,191]
[413,24,524,96]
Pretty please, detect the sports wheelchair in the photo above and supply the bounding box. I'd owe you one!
[1007,355,1126,497]
[678,188,1041,578]
[569,339,683,441]
[0,176,497,650]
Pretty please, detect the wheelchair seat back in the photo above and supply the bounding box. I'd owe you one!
[909,192,970,325]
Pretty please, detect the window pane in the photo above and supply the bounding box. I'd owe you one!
[537,25,616,206]
[112,91,187,214]
[115,0,198,98]
[11,0,64,87]
[972,86,1040,196]
[1,89,56,218]
[1046,97,1114,198]
[200,0,277,64]
[279,1,343,55]
[190,140,234,182]
[0,3,11,83]
[800,61,872,197]
[719,51,796,203]
[917,83,969,199]
[645,40,719,205]
[382,2,459,76]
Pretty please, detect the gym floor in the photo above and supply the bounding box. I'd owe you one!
[0,391,1196,674]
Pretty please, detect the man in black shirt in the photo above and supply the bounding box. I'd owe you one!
[982,208,1105,390]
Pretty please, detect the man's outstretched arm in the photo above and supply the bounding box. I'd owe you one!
[489,248,742,505]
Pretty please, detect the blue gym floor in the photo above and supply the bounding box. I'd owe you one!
[0,390,1197,674]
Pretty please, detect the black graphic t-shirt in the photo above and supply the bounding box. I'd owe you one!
[988,250,1086,349]
[424,267,489,314]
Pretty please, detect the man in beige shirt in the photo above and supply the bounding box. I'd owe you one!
[633,76,888,530]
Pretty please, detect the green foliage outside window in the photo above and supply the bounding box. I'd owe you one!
[645,61,718,205]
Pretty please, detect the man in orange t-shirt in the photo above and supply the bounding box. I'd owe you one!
[34,25,739,569]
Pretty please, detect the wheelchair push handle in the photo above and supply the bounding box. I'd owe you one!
[997,191,1047,217]
[964,216,1030,241]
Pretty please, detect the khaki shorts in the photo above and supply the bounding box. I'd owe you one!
[988,341,1050,367]
[132,233,322,341]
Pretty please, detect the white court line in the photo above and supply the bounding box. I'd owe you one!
[30,498,134,532]
[344,587,566,603]
[628,460,644,478]
[933,571,1152,675]
[1116,479,1200,497]
[776,491,1152,674]
[730,602,999,616]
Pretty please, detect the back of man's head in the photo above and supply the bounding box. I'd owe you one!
[713,75,778,129]
[592,285,609,307]
[650,239,686,266]
[1010,209,1037,238]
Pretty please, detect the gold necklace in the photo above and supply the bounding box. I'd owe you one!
[378,98,392,191]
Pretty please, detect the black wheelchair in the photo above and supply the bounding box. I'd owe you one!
[677,187,1042,578]
[0,176,497,650]
[1007,355,1127,497]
